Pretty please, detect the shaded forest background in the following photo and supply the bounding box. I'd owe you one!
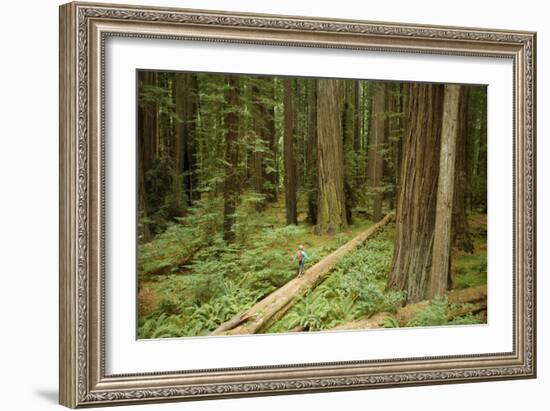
[136,71,488,339]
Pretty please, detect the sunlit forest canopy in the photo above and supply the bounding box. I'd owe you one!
[136,70,488,339]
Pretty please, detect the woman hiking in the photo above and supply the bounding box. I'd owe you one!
[293,245,310,277]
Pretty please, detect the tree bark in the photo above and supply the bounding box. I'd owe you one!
[353,81,362,153]
[251,79,265,211]
[386,83,404,210]
[306,79,318,225]
[175,73,199,206]
[428,84,461,300]
[264,78,278,203]
[387,83,445,303]
[367,82,386,222]
[452,87,475,253]
[222,75,240,242]
[137,71,159,242]
[342,81,355,224]
[315,79,347,234]
[283,79,298,225]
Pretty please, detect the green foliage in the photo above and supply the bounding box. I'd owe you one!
[381,315,399,328]
[407,298,449,327]
[271,225,404,332]
[139,212,487,339]
[135,70,488,340]
[448,312,485,325]
[138,198,223,276]
[452,252,487,289]
[139,211,321,337]
[282,291,333,331]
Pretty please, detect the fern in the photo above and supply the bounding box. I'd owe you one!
[381,315,399,328]
[407,298,449,327]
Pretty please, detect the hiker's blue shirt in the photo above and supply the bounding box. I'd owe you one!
[293,251,310,262]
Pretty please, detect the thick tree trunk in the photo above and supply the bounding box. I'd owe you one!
[367,82,386,222]
[212,213,394,335]
[137,71,159,242]
[387,83,445,303]
[222,76,240,242]
[452,87,475,253]
[283,79,298,225]
[316,79,347,234]
[428,85,461,299]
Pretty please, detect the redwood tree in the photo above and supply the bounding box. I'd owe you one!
[387,83,444,303]
[137,71,159,242]
[452,87,475,253]
[316,79,347,234]
[175,72,199,205]
[306,79,318,224]
[428,84,461,299]
[283,79,298,225]
[367,82,386,222]
[222,76,240,242]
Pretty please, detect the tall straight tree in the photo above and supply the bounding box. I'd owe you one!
[316,79,347,234]
[452,87,475,253]
[306,79,318,224]
[387,83,444,303]
[367,82,386,222]
[385,83,404,210]
[137,70,159,242]
[251,79,265,211]
[222,75,240,242]
[263,77,278,203]
[428,84,462,299]
[283,79,298,225]
[353,81,362,153]
[174,72,199,205]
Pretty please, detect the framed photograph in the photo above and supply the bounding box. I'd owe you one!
[59,1,536,408]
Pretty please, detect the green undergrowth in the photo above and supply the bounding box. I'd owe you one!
[138,204,488,339]
[406,298,485,328]
[451,213,488,290]
[138,195,375,339]
[267,225,403,333]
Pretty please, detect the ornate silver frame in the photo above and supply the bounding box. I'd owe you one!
[59,1,536,408]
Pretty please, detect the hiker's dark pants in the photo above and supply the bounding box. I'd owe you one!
[297,260,305,276]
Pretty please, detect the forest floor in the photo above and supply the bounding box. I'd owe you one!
[137,197,487,339]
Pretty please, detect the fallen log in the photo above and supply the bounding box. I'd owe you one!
[211,212,395,336]
[331,311,393,330]
[331,285,487,331]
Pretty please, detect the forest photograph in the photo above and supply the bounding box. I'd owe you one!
[136,70,488,339]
